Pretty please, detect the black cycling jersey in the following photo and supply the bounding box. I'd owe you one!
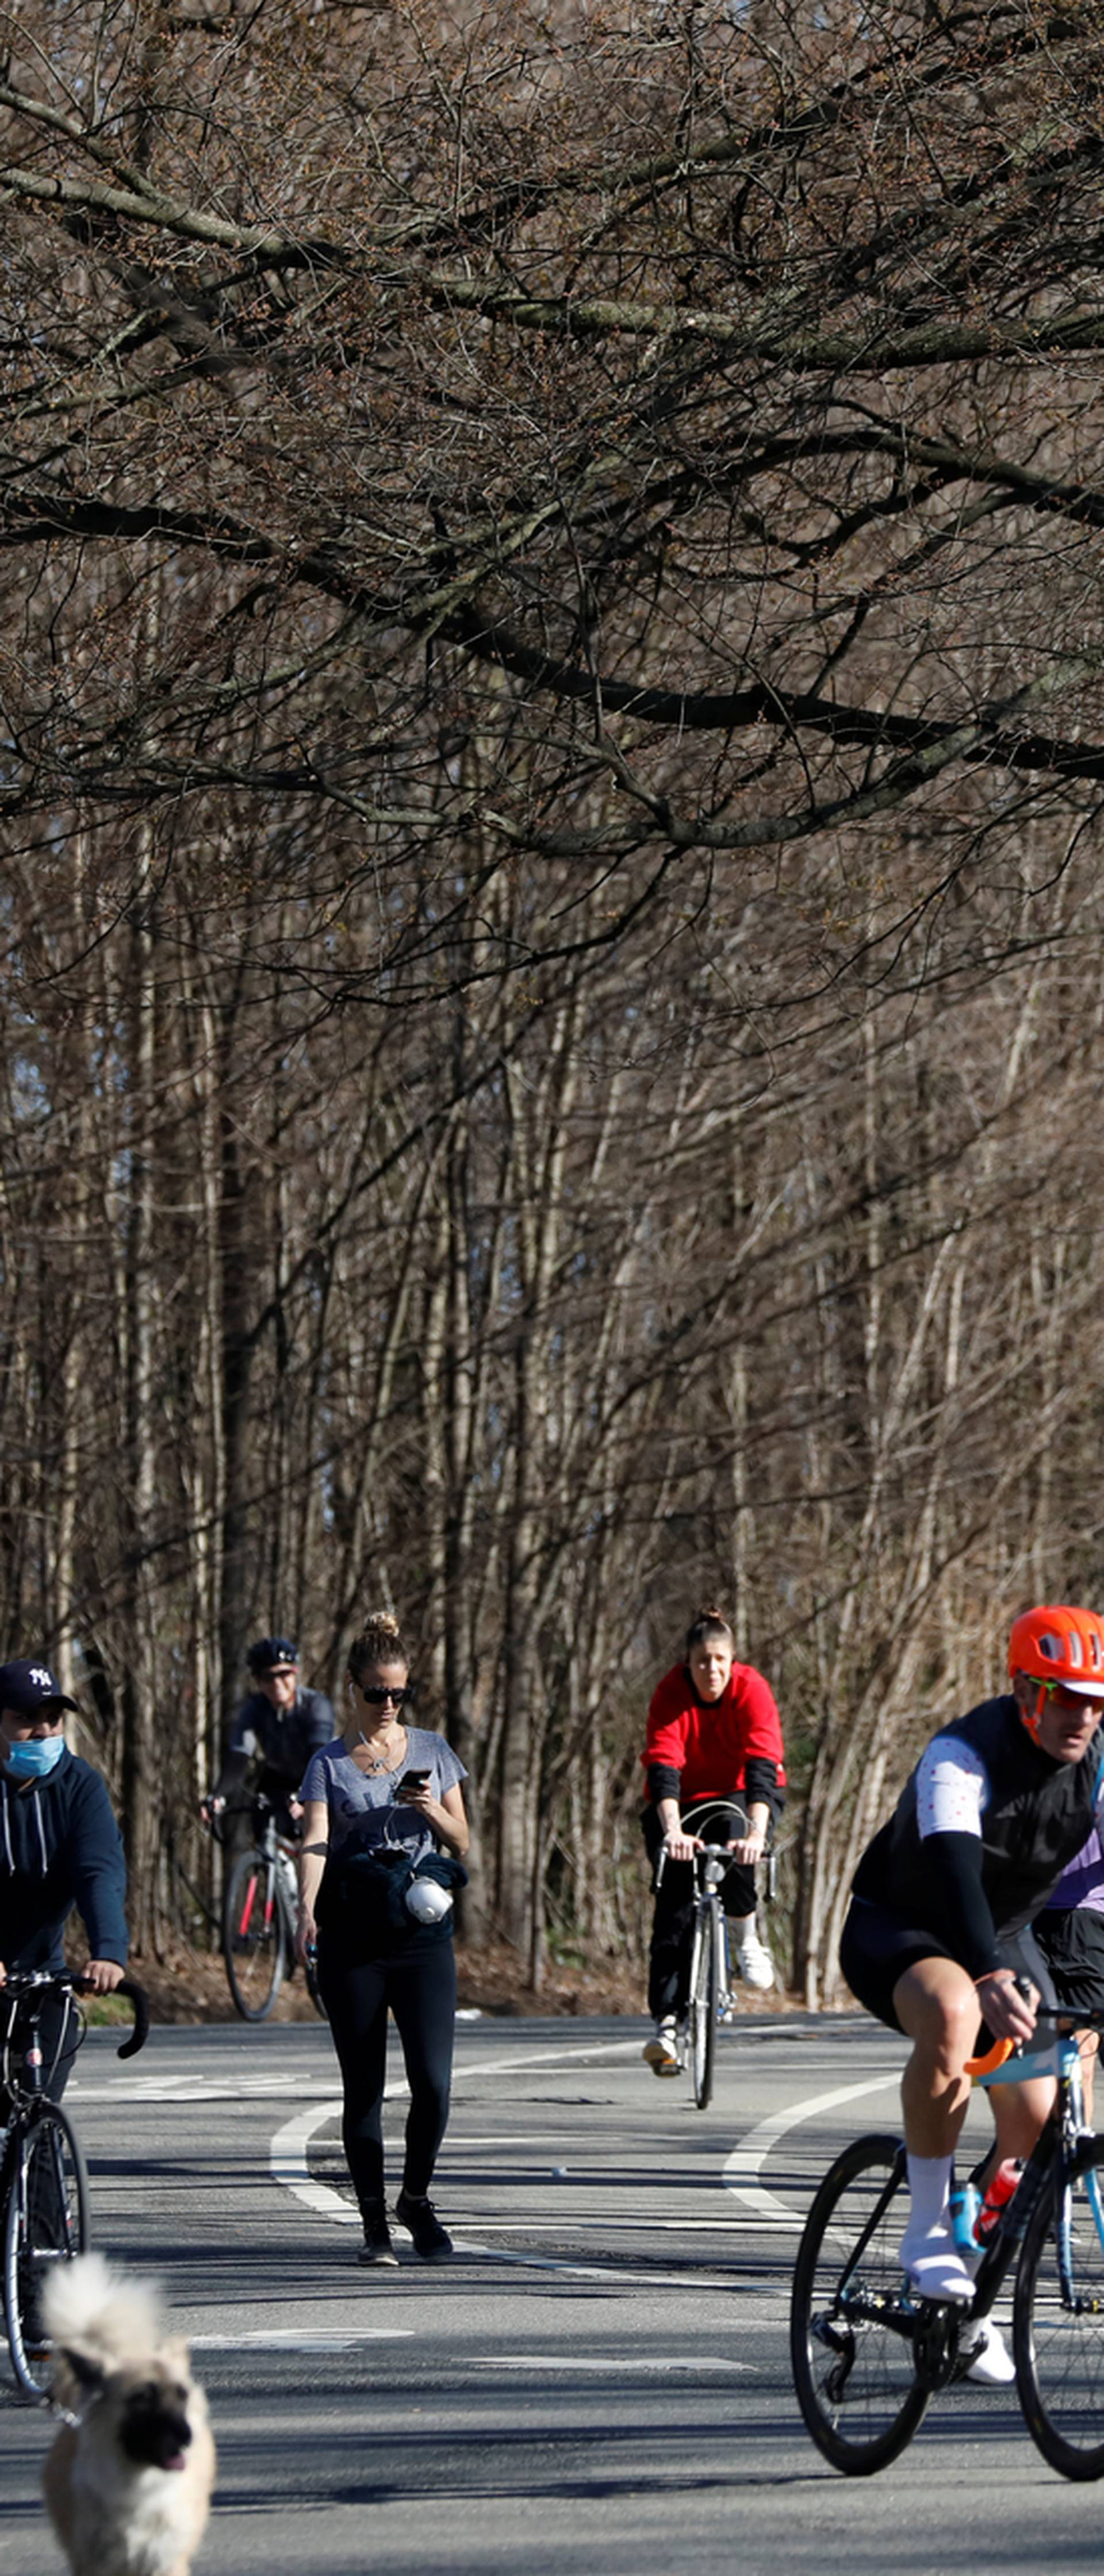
[214,1684,335,1807]
[852,1693,1104,1966]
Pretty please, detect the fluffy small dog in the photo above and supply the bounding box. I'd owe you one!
[41,2253,216,2576]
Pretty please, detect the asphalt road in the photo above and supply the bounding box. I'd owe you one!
[4,2004,1104,2574]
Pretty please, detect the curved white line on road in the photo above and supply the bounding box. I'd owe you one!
[722,2072,900,2222]
[271,2099,362,2222]
[271,2089,770,2287]
[269,2033,648,2231]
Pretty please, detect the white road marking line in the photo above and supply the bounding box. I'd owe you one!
[271,2103,362,2221]
[443,2240,763,2286]
[72,2079,344,2104]
[76,2034,647,2107]
[471,2355,752,2374]
[271,2048,902,2276]
[722,2072,900,2220]
[273,2101,776,2284]
[436,2218,795,2233]
[190,2328,413,2349]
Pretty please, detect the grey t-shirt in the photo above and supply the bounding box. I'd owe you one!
[300,1728,467,1869]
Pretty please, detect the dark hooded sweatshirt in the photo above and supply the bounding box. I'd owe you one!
[0,1747,128,1972]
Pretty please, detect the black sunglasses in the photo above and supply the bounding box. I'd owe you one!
[358,1683,415,1708]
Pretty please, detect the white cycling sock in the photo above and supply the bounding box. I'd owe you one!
[904,2152,953,2235]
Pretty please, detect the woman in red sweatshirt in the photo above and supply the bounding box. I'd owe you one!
[641,1607,786,2073]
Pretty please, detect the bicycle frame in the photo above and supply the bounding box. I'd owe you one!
[967,2026,1104,2326]
[687,1856,732,2012]
[1,1980,82,2112]
[808,2025,1104,2378]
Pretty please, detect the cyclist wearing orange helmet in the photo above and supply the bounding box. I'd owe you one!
[839,1604,1104,2383]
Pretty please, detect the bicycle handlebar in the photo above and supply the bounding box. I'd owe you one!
[201,1793,301,1841]
[112,1977,150,2059]
[964,2035,1015,2077]
[962,1985,1104,2079]
[0,1968,150,2060]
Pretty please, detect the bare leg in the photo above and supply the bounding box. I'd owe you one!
[894,1956,979,2157]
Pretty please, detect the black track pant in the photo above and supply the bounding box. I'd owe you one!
[0,1989,79,2117]
[317,1937,456,2216]
[642,1803,756,2021]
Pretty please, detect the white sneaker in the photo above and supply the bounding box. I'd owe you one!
[642,2017,680,2076]
[736,1930,775,1991]
[898,2217,975,2303]
[960,2316,1015,2386]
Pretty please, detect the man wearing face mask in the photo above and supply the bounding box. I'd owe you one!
[0,1658,128,2102]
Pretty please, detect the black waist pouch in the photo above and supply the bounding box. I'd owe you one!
[318,1847,467,1954]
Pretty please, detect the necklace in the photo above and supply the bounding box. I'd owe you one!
[352,1724,407,1776]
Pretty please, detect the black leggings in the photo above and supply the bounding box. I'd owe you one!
[642,1803,757,2021]
[317,1937,456,2216]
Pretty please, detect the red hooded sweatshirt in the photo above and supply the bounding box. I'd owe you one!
[642,1661,786,1804]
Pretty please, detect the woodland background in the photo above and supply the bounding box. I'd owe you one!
[3,0,1104,2004]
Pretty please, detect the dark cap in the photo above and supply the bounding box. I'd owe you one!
[0,1658,78,1717]
[246,1635,300,1677]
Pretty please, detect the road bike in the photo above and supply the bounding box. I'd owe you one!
[790,2004,1104,2481]
[1,1969,148,2398]
[658,1797,775,2110]
[219,1796,325,2023]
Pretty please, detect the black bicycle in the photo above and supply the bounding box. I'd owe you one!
[657,1797,776,2110]
[214,1796,325,2023]
[1,1970,148,2398]
[791,2006,1104,2481]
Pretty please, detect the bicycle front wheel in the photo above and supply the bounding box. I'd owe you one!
[791,2133,927,2475]
[224,1848,286,2020]
[688,1906,717,2110]
[1014,2139,1104,2479]
[3,2102,90,2399]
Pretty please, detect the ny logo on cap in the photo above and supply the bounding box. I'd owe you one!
[29,1667,53,1688]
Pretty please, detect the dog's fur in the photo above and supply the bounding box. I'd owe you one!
[41,2253,216,2576]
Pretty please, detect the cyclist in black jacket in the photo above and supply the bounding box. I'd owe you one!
[839,1603,1104,2382]
[0,1656,128,2102]
[202,1636,335,1838]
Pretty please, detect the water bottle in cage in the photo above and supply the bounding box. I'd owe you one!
[974,2157,1023,2242]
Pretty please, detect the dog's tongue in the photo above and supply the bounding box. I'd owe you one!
[162,2452,187,2474]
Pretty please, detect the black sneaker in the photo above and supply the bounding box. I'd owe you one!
[357,2209,398,2267]
[396,2189,453,2260]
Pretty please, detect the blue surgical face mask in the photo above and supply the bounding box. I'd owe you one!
[5,1734,66,1779]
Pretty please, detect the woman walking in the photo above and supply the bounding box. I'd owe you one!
[296,1611,469,2264]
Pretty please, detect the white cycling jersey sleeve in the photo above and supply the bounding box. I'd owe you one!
[915,1735,988,1838]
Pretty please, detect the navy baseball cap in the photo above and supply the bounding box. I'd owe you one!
[0,1658,78,1716]
[246,1636,299,1676]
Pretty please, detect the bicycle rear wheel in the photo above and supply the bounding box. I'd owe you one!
[688,1907,717,2110]
[224,1847,286,2020]
[3,2102,90,2399]
[791,2133,927,2474]
[1014,2139,1104,2479]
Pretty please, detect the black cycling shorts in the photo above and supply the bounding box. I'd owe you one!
[839,1892,1056,2038]
[1034,1907,1104,2015]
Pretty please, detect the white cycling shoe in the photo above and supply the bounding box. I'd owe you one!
[959,2316,1016,2386]
[898,2217,975,2302]
[642,2017,680,2076]
[736,1930,775,1991]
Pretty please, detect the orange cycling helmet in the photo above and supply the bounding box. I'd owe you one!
[1007,1604,1104,1739]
